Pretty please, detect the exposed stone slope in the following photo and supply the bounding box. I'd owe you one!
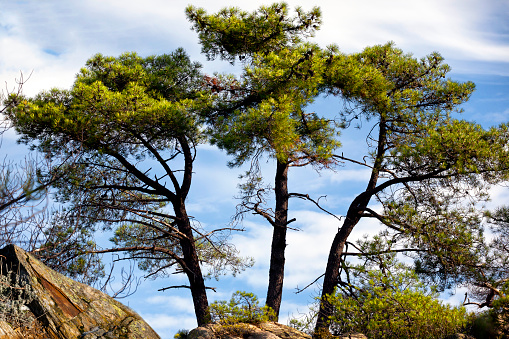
[188,322,367,339]
[0,244,160,339]
[188,322,311,339]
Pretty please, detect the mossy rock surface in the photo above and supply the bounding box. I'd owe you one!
[0,244,160,339]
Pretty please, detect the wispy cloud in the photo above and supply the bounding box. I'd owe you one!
[313,0,509,63]
[141,313,197,339]
[2,0,507,99]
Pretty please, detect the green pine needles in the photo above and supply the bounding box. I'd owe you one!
[209,291,276,325]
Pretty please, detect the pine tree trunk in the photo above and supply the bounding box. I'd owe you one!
[313,216,357,335]
[175,204,210,326]
[314,119,386,337]
[313,192,374,335]
[266,160,289,319]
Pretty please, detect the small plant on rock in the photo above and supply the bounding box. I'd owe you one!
[209,291,275,325]
[174,329,189,338]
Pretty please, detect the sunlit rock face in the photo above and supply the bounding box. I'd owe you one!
[188,322,368,339]
[0,244,160,339]
[188,322,312,339]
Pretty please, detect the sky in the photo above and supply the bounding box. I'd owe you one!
[1,1,509,338]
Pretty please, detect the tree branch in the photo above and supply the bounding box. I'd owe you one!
[289,193,342,223]
[158,285,217,292]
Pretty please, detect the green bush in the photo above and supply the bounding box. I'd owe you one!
[173,329,189,338]
[326,265,468,339]
[209,291,275,325]
[467,311,499,338]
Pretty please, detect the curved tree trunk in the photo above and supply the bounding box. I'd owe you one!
[266,160,289,319]
[313,198,365,335]
[314,119,386,336]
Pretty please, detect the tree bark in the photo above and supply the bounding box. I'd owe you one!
[313,194,368,334]
[172,137,210,326]
[314,119,386,336]
[266,160,289,319]
[175,202,210,326]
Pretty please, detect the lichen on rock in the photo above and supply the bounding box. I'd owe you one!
[188,322,312,339]
[0,244,160,339]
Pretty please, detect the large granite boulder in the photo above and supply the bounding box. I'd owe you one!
[0,244,160,339]
[337,334,367,339]
[188,322,311,339]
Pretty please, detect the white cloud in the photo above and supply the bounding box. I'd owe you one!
[284,209,384,288]
[470,108,509,125]
[0,34,89,97]
[439,286,469,308]
[486,183,509,210]
[229,208,386,292]
[146,295,196,314]
[326,168,373,185]
[278,299,316,326]
[0,123,19,142]
[313,0,509,63]
[142,313,197,339]
[230,220,273,287]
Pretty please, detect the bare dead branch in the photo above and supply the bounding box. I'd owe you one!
[289,193,342,223]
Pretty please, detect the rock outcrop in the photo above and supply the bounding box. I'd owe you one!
[188,322,311,339]
[187,322,367,339]
[337,334,368,339]
[0,244,160,339]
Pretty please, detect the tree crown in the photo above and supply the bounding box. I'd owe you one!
[186,2,321,63]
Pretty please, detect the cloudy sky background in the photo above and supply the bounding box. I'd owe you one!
[1,0,509,338]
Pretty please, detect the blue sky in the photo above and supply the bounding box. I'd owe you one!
[1,1,509,338]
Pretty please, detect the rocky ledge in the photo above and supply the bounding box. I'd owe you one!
[0,244,160,339]
[188,322,367,339]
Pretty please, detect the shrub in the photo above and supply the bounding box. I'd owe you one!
[326,265,468,339]
[209,291,275,325]
[289,248,471,338]
[173,329,189,338]
[466,311,499,338]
